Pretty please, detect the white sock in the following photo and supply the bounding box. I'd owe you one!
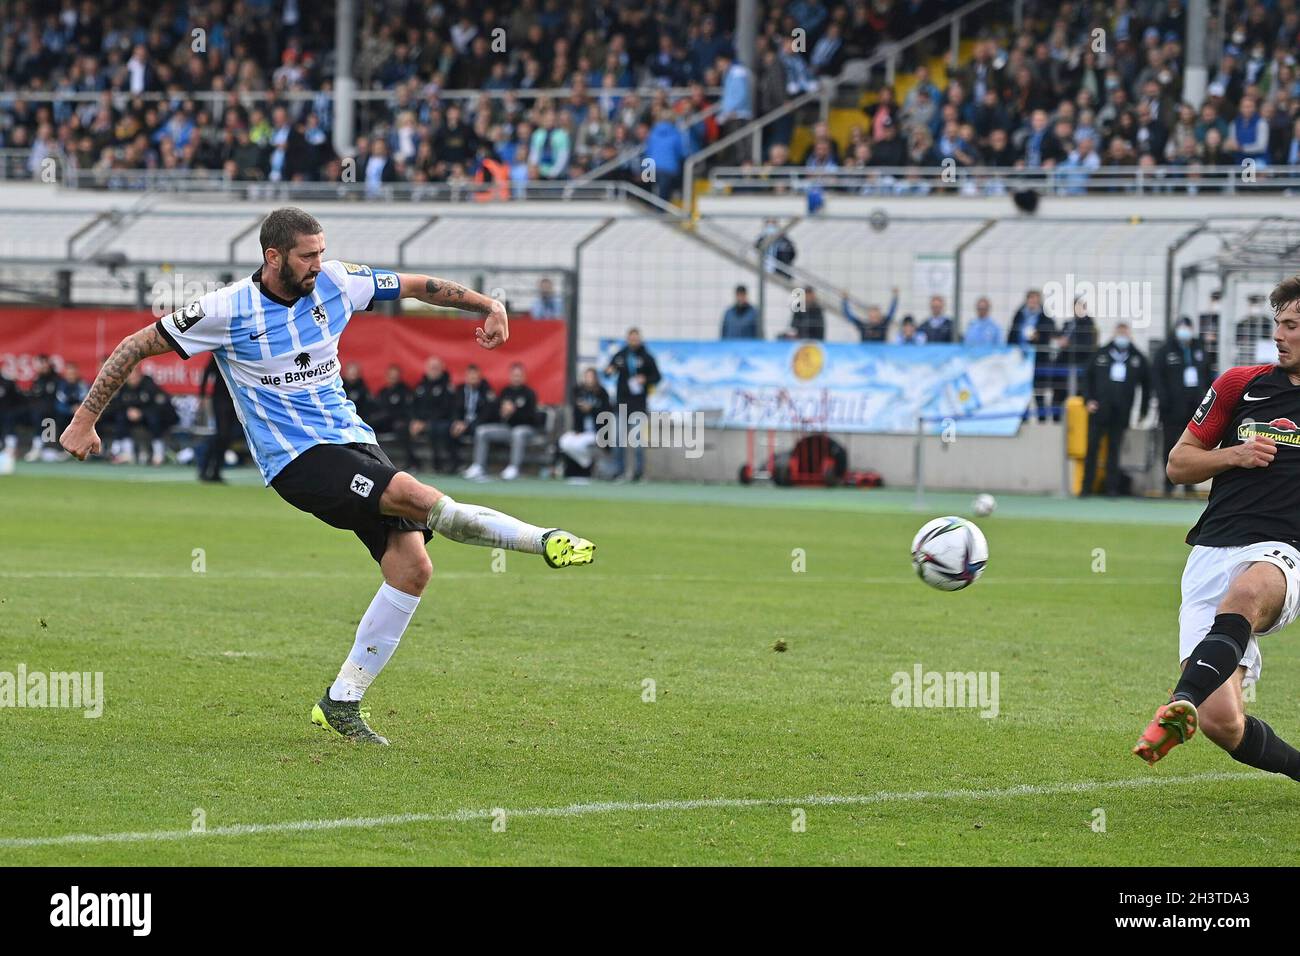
[329,583,421,703]
[426,494,546,553]
[3,435,15,452]
[151,438,164,460]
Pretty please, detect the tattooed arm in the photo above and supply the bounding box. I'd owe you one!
[397,274,509,350]
[59,324,174,460]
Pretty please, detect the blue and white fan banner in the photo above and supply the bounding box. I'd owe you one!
[598,340,1034,436]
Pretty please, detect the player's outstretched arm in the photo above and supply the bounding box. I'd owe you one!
[397,274,509,350]
[59,323,173,460]
[1167,427,1276,485]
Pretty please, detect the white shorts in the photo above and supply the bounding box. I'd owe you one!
[1178,541,1300,685]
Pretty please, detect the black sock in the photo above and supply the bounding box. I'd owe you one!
[1170,613,1251,707]
[1230,715,1300,781]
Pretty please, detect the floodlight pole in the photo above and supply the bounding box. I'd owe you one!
[333,0,357,161]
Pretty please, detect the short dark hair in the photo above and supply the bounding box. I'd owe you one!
[259,207,322,257]
[1270,275,1300,316]
[735,284,748,294]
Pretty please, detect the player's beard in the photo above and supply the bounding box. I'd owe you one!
[278,259,318,298]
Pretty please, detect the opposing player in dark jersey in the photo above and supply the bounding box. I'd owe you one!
[1133,274,1300,781]
[58,208,595,746]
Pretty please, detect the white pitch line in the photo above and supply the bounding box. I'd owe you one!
[0,770,1266,850]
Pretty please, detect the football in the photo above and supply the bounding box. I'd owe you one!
[972,493,997,517]
[911,516,989,591]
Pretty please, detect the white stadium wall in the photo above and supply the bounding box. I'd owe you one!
[1,182,1294,493]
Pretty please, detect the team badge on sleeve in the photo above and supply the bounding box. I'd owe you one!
[172,300,205,332]
[1192,385,1216,425]
[376,273,398,291]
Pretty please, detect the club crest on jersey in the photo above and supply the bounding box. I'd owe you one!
[1192,385,1216,424]
[310,305,328,327]
[1238,418,1300,447]
[171,300,205,332]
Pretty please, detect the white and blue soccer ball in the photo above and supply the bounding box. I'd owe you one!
[972,493,997,517]
[911,516,989,591]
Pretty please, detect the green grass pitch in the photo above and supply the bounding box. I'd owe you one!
[1,467,1297,865]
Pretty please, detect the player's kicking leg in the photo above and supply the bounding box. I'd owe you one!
[379,471,595,568]
[1135,561,1300,779]
[311,528,431,745]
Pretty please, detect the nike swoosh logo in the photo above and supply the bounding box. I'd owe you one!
[249,329,270,340]
[1242,392,1269,401]
[1196,659,1220,675]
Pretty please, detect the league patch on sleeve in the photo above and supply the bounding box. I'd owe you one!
[341,261,372,276]
[171,300,205,332]
[373,270,401,299]
[1192,385,1216,425]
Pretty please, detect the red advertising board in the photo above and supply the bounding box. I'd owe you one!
[0,307,568,403]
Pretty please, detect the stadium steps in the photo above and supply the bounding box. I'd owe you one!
[786,40,974,162]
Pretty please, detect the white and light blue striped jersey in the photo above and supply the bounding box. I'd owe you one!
[155,259,402,484]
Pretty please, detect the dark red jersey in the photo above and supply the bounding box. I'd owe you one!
[1185,363,1300,547]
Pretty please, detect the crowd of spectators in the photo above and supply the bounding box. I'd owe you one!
[0,353,178,464]
[0,0,940,198]
[735,1,1300,195]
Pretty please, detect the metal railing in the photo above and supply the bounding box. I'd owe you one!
[0,152,685,205]
[0,85,721,106]
[681,0,1005,209]
[706,164,1300,196]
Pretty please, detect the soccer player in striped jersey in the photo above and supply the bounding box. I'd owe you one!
[59,207,594,745]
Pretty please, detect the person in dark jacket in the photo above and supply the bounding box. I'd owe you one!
[869,115,907,166]
[757,219,797,279]
[1153,316,1213,495]
[1081,323,1151,496]
[0,369,21,461]
[1007,290,1058,421]
[48,363,89,459]
[198,354,236,482]
[370,364,417,469]
[919,295,955,343]
[410,357,457,473]
[106,365,175,466]
[22,355,60,461]
[558,367,613,478]
[451,364,497,473]
[1053,297,1100,417]
[604,328,661,481]
[465,362,542,481]
[721,285,760,339]
[842,288,897,342]
[342,362,373,420]
[781,287,826,340]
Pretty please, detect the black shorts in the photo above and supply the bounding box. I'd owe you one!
[271,442,432,565]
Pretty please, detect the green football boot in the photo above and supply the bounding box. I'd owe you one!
[311,690,389,745]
